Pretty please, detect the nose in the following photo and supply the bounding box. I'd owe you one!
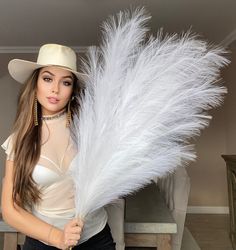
[51,82,59,94]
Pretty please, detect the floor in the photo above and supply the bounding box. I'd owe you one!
[185,214,233,250]
[126,214,233,250]
[0,214,233,250]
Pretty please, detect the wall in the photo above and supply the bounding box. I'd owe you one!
[0,54,34,182]
[224,42,236,153]
[187,41,236,209]
[187,107,228,207]
[0,75,19,180]
[0,44,235,209]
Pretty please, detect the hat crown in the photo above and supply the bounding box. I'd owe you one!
[8,43,84,84]
[37,44,77,71]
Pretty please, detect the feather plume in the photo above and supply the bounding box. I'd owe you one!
[72,8,229,219]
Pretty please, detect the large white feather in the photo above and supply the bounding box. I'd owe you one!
[72,8,229,219]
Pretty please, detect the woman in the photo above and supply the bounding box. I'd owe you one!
[1,44,116,250]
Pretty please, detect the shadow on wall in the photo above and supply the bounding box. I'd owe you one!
[0,74,21,191]
[224,41,236,154]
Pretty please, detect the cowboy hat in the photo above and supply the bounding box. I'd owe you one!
[8,43,86,84]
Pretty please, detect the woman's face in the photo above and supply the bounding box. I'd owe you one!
[37,66,74,115]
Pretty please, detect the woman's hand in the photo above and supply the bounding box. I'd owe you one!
[51,218,84,249]
[62,218,84,249]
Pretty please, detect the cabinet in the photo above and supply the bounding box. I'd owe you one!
[222,155,236,249]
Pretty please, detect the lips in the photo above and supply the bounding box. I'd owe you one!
[47,97,59,104]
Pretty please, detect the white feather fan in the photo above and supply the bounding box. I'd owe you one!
[72,8,229,219]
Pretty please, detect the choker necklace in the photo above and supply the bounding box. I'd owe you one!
[42,110,66,121]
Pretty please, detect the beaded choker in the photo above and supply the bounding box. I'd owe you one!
[42,110,66,121]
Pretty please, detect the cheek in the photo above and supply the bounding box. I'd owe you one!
[36,80,47,100]
[61,87,73,101]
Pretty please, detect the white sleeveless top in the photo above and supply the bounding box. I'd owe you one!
[1,110,107,244]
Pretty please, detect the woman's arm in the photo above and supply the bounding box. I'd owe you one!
[1,160,83,249]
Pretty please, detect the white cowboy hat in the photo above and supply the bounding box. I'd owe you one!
[8,43,86,84]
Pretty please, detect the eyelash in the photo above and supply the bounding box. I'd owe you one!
[43,77,52,82]
[42,77,72,86]
[63,81,72,86]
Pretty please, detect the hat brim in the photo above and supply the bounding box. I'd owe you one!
[8,59,87,84]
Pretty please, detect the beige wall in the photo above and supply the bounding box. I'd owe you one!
[187,107,228,206]
[224,42,236,154]
[0,74,20,180]
[0,44,235,208]
[0,54,34,183]
[187,41,236,207]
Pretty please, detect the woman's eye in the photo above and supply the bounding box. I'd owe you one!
[63,81,72,86]
[43,77,52,82]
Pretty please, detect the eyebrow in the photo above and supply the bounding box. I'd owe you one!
[41,70,73,79]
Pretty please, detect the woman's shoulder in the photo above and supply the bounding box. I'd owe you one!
[1,133,15,161]
[1,133,14,148]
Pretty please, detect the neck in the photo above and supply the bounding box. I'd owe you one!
[42,109,66,121]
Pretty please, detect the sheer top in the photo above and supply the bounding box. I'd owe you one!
[39,110,76,176]
[1,110,107,244]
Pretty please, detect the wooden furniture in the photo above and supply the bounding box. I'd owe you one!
[0,218,24,250]
[0,183,177,250]
[124,182,177,250]
[222,155,236,249]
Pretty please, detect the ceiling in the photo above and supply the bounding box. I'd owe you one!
[0,0,236,50]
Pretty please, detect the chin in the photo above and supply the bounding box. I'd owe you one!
[42,106,64,115]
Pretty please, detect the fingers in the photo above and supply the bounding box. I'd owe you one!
[62,217,83,248]
[65,238,78,247]
[70,217,84,228]
[64,227,81,241]
[77,217,84,228]
[62,235,79,249]
[65,218,83,235]
[69,226,82,235]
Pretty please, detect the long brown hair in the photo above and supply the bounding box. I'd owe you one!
[12,68,81,209]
